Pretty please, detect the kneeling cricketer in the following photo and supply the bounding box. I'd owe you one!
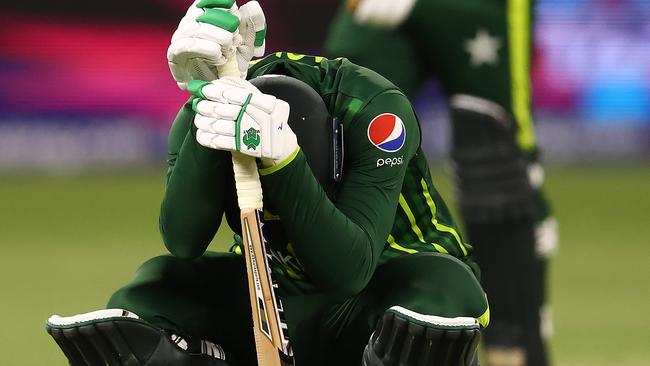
[46,1,489,365]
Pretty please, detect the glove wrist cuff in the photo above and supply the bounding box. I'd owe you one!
[259,146,301,174]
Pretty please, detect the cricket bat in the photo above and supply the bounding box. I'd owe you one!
[347,0,361,12]
[217,59,293,366]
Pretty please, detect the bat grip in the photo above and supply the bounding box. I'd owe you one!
[231,153,263,210]
[216,55,241,79]
[216,57,264,211]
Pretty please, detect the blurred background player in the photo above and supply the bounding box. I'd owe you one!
[325,1,558,365]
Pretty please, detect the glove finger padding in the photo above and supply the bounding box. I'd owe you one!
[194,114,237,136]
[197,78,260,104]
[171,21,236,48]
[191,78,296,163]
[194,102,242,121]
[197,132,238,152]
[352,0,417,28]
[168,0,241,89]
[167,38,225,84]
[238,1,267,59]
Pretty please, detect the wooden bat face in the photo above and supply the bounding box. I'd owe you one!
[241,209,293,365]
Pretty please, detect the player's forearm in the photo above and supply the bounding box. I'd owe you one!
[261,151,383,295]
[160,130,233,259]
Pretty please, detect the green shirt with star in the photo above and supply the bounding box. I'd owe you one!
[159,52,477,296]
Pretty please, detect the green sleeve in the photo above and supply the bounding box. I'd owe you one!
[260,91,420,296]
[247,53,397,122]
[159,100,237,259]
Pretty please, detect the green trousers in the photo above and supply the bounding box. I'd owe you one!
[108,251,488,366]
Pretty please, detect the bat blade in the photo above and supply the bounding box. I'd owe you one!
[216,59,292,366]
[240,209,291,366]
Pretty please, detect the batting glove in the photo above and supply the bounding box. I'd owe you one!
[349,0,417,28]
[189,78,298,168]
[168,0,266,89]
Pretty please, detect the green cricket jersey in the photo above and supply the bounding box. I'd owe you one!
[160,52,477,297]
[326,0,538,152]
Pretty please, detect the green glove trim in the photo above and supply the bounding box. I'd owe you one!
[254,27,267,47]
[259,147,301,176]
[197,9,240,32]
[188,80,211,99]
[191,97,201,113]
[196,0,235,9]
[235,93,254,152]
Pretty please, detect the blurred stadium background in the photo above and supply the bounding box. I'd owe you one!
[0,0,648,365]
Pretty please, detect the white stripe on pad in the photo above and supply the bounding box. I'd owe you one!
[390,306,478,328]
[47,309,140,326]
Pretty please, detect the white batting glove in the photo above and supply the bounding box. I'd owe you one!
[189,78,298,167]
[168,0,267,89]
[236,1,266,71]
[350,0,417,29]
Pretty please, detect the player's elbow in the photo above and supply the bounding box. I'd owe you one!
[337,273,373,297]
[164,240,205,260]
[332,268,374,297]
[159,219,208,260]
[316,231,379,295]
[313,276,364,297]
[317,255,376,297]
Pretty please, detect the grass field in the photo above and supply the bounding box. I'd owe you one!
[1,165,649,365]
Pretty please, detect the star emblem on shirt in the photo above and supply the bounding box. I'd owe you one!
[464,29,502,67]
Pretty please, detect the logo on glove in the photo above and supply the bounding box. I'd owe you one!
[243,127,261,150]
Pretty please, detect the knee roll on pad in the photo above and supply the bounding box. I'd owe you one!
[449,94,535,222]
[363,306,481,366]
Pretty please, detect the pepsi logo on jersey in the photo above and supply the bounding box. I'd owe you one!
[367,113,406,153]
[376,156,404,168]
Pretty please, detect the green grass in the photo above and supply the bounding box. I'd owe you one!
[541,166,650,366]
[1,165,648,365]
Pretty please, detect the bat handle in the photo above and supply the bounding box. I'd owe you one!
[347,0,361,12]
[231,153,263,210]
[216,56,241,79]
[216,57,263,211]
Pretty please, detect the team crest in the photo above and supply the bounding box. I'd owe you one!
[243,127,261,150]
[367,113,406,152]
